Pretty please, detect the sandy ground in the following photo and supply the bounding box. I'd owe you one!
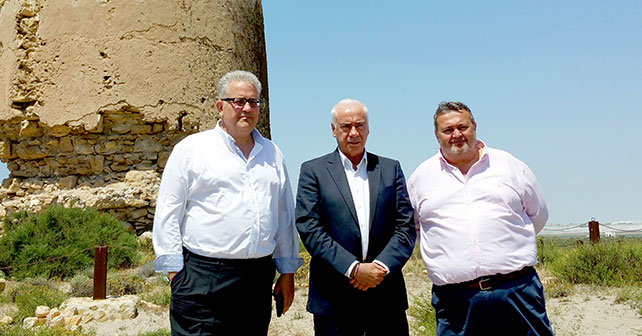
[79,275,642,336]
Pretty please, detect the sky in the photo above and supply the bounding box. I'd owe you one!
[1,1,641,225]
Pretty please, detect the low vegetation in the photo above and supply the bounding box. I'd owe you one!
[0,206,641,335]
[0,205,140,280]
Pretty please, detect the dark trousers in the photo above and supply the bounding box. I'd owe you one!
[170,249,275,336]
[431,268,554,336]
[313,308,409,336]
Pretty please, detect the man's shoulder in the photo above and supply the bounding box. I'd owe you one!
[172,129,218,152]
[301,151,336,166]
[486,147,524,165]
[409,153,441,181]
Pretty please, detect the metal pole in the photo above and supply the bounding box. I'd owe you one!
[588,219,600,244]
[93,245,108,300]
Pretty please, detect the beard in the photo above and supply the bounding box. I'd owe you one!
[442,137,477,157]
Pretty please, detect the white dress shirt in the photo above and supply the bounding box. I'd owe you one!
[152,122,302,274]
[338,150,390,277]
[408,141,548,286]
[339,150,371,260]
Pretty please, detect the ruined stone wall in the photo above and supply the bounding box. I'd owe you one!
[0,0,270,232]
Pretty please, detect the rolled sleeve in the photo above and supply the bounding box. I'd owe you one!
[153,254,184,273]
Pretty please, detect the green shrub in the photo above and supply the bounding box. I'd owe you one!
[141,285,172,306]
[407,294,436,335]
[106,274,147,296]
[550,240,642,286]
[69,274,93,297]
[9,283,67,324]
[0,205,139,279]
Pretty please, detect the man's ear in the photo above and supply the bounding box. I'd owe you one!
[215,100,224,116]
[331,123,337,138]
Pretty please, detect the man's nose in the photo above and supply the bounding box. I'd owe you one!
[452,129,462,137]
[349,126,359,136]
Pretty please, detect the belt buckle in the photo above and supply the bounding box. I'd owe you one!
[478,277,492,290]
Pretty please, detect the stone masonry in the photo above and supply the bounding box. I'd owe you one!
[0,0,271,232]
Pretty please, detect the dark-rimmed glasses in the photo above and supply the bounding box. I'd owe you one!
[221,98,261,108]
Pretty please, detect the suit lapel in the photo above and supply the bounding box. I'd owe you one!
[327,151,359,225]
[367,153,381,228]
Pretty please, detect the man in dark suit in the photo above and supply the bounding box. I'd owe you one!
[295,99,416,335]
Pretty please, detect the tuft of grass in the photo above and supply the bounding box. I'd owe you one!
[0,205,139,280]
[141,285,172,306]
[549,240,642,287]
[0,324,90,336]
[7,283,67,325]
[407,294,436,335]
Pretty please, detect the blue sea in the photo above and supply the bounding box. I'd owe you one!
[539,221,642,238]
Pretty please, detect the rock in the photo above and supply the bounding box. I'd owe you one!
[35,305,50,318]
[60,306,78,320]
[56,176,79,189]
[60,295,139,322]
[22,316,43,329]
[138,231,153,245]
[66,315,82,326]
[47,307,61,319]
[0,316,12,324]
[49,315,63,327]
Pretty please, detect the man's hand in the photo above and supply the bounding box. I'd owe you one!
[349,262,386,291]
[273,273,295,315]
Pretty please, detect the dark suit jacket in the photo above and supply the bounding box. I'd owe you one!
[295,150,415,317]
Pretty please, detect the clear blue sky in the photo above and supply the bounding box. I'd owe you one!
[263,1,642,225]
[1,1,640,225]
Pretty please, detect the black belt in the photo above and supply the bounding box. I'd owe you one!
[441,266,534,291]
[183,248,272,265]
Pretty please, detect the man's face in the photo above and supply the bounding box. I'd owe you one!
[434,110,477,157]
[332,104,369,162]
[216,80,259,137]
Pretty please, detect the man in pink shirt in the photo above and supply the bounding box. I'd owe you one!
[408,101,554,335]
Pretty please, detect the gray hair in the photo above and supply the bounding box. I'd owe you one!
[433,101,475,129]
[217,70,262,99]
[331,99,369,126]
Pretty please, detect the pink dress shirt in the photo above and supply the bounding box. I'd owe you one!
[407,141,548,286]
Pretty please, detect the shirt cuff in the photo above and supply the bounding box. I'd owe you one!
[154,254,184,273]
[373,260,390,274]
[344,260,359,278]
[273,257,304,274]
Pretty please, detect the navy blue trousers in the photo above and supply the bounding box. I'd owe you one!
[431,268,554,336]
[313,308,409,336]
[170,249,275,336]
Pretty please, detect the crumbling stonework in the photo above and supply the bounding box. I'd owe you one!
[0,0,271,232]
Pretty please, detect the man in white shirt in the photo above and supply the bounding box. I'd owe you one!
[408,101,554,335]
[296,99,415,335]
[153,70,302,335]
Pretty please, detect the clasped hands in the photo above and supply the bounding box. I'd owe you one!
[349,262,386,291]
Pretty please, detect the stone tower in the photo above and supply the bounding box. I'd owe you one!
[0,0,270,232]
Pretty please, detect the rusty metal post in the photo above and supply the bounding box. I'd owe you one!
[588,219,600,244]
[93,245,108,300]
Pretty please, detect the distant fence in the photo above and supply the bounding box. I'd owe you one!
[540,219,642,243]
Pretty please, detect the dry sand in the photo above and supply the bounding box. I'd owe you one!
[81,275,642,336]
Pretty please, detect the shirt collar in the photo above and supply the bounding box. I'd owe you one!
[215,121,264,155]
[338,149,367,172]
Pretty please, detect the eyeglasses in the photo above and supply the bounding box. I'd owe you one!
[221,97,261,108]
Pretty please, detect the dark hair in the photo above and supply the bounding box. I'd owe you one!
[433,101,475,129]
